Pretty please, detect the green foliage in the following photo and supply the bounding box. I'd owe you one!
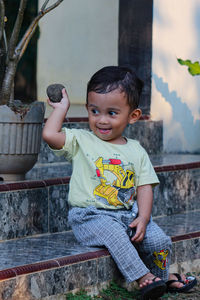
[99,281,139,300]
[66,275,200,300]
[177,58,200,76]
[66,289,93,300]
[66,281,140,300]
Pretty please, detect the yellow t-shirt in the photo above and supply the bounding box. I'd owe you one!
[53,128,159,210]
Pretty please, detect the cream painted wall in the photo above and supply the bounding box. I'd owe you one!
[37,0,119,116]
[151,0,200,153]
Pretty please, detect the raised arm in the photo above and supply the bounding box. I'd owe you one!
[42,88,70,149]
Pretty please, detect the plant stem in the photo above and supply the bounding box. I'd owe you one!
[0,0,5,41]
[16,0,64,60]
[0,0,64,106]
[1,60,17,105]
[8,0,27,60]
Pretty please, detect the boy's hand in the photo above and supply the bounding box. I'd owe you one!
[129,216,148,243]
[47,88,70,112]
[43,88,70,149]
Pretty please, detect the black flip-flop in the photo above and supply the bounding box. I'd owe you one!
[140,277,166,300]
[166,273,197,293]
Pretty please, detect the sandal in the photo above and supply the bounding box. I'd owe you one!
[140,277,166,300]
[166,273,197,293]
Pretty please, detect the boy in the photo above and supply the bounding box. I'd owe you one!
[43,66,197,299]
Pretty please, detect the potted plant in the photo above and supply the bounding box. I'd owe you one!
[0,0,63,181]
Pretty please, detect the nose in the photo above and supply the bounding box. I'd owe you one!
[98,114,108,124]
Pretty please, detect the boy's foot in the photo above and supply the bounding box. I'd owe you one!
[166,273,197,293]
[138,273,166,300]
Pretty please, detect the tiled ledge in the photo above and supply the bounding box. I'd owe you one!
[44,115,151,123]
[0,157,199,243]
[1,157,200,192]
[0,177,70,192]
[0,249,109,281]
[0,210,199,272]
[171,231,200,242]
[38,119,163,166]
[0,223,199,282]
[154,161,200,173]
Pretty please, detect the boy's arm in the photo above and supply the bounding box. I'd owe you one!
[42,89,70,149]
[129,184,153,242]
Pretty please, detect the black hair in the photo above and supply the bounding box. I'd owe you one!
[86,66,144,110]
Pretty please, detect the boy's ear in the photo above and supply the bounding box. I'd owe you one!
[128,108,142,124]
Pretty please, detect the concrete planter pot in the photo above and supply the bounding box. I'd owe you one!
[0,102,45,181]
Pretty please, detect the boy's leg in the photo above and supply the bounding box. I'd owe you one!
[134,218,172,282]
[68,207,150,283]
[137,224,197,292]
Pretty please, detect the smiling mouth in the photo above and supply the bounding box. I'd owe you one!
[98,128,111,134]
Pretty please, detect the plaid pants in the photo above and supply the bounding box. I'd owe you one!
[68,205,172,283]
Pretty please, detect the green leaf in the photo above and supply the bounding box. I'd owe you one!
[177,58,200,76]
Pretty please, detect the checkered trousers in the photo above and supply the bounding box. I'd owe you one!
[68,205,172,283]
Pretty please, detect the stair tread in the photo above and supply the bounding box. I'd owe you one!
[0,231,101,271]
[1,210,200,272]
[155,210,200,237]
[150,153,200,167]
[32,153,200,168]
[26,153,200,180]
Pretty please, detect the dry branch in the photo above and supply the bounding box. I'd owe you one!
[0,0,64,106]
[0,0,5,41]
[16,0,64,60]
[8,0,27,59]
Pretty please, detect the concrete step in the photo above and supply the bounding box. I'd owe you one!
[26,152,200,180]
[0,155,200,299]
[26,119,163,179]
[39,119,163,164]
[26,161,72,180]
[152,154,200,217]
[0,155,200,242]
[0,211,199,299]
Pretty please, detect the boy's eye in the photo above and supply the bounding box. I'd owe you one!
[91,109,99,115]
[109,111,117,116]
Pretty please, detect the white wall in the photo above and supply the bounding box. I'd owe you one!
[151,0,200,153]
[37,0,118,114]
[37,0,200,153]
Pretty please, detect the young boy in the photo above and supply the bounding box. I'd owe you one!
[43,66,197,299]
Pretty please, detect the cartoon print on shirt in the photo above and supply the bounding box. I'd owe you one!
[93,157,136,207]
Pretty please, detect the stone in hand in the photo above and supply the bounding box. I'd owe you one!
[46,84,65,102]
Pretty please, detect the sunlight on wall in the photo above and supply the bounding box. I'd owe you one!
[37,0,118,106]
[151,0,200,153]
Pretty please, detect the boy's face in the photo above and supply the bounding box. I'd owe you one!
[86,89,141,144]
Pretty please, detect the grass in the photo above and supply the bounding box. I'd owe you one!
[66,273,200,300]
[66,281,140,300]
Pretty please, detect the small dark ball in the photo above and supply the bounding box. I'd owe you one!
[46,84,65,102]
